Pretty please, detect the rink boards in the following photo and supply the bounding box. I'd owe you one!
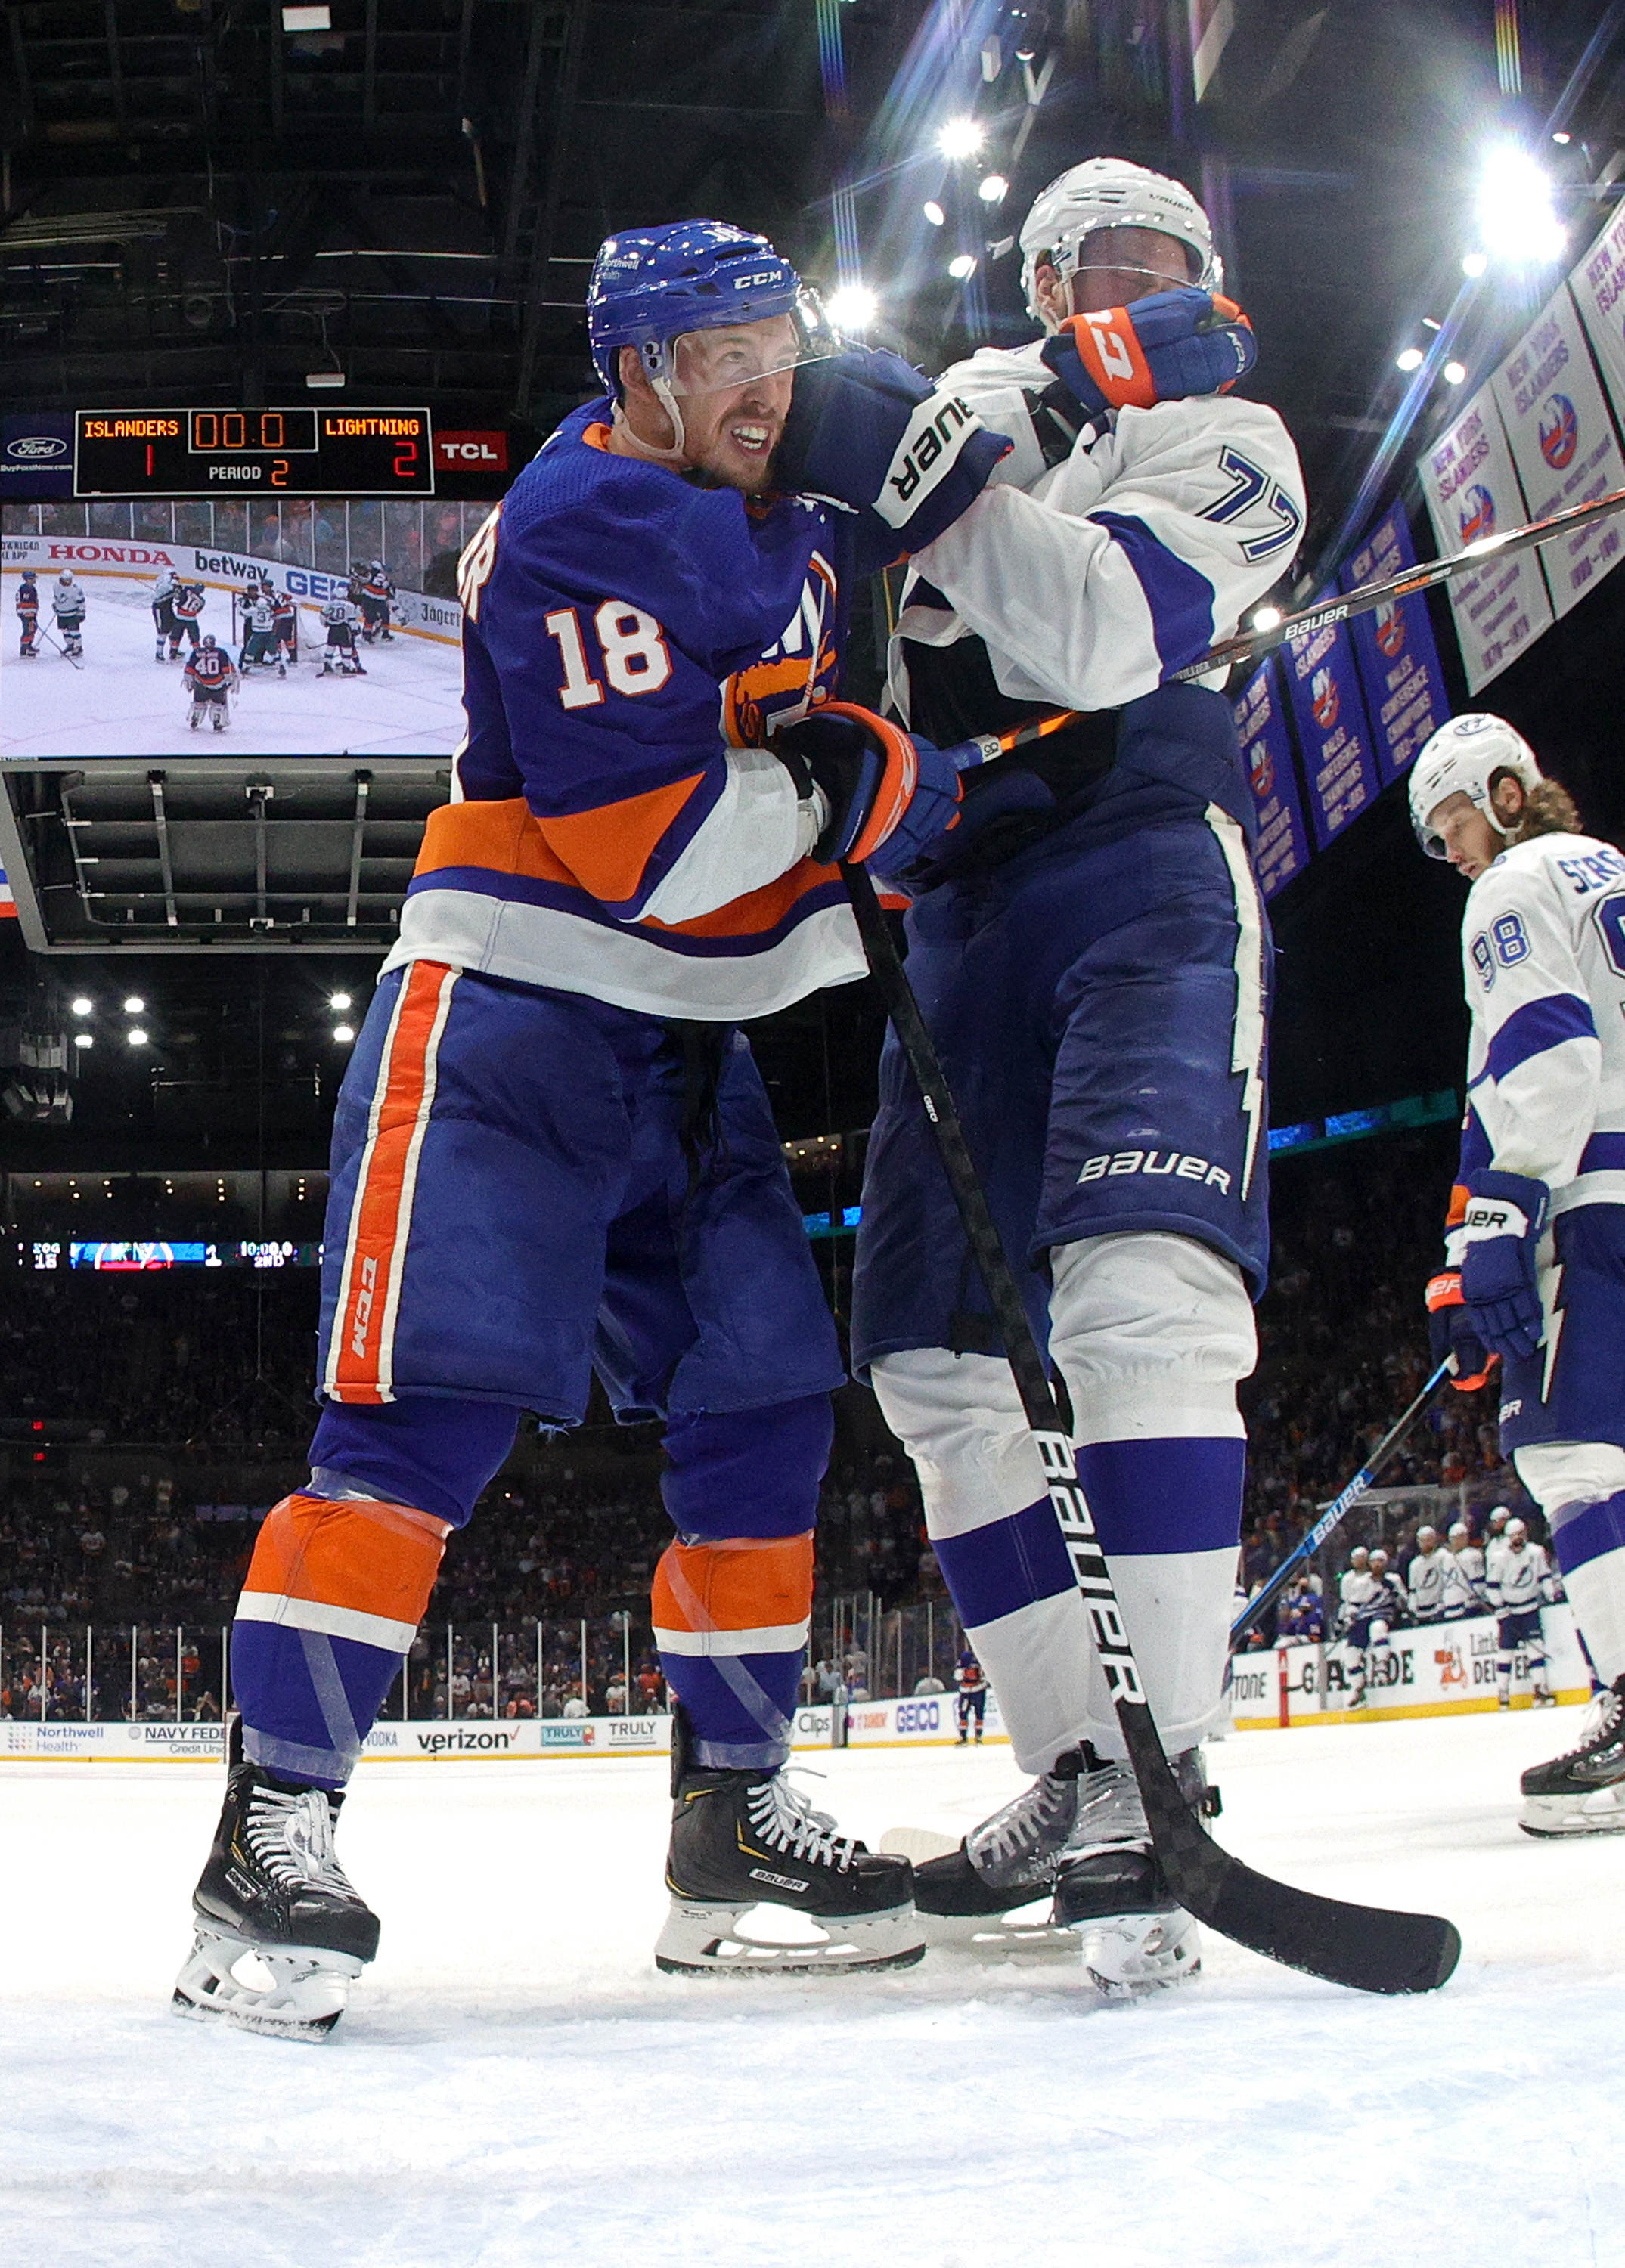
[1229,1603,1590,1729]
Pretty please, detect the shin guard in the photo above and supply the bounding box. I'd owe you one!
[652,1533,814,1771]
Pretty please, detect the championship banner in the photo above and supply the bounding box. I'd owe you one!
[1233,659,1310,897]
[1339,505,1450,784]
[1419,384,1553,692]
[1490,280,1625,620]
[1570,204,1625,446]
[1281,616,1380,850]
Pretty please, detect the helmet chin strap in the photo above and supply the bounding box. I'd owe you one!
[612,343,690,463]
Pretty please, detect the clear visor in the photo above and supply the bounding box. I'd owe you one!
[1050,224,1208,295]
[644,290,838,398]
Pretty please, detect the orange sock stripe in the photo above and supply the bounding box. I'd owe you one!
[651,1533,814,1637]
[326,959,457,1403]
[243,1492,448,1625]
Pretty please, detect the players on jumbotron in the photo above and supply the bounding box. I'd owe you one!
[169,576,206,658]
[184,634,237,731]
[151,565,180,663]
[171,216,1009,2036]
[51,569,86,658]
[318,589,366,677]
[15,570,39,658]
[842,157,1306,1991]
[1413,711,1625,1833]
[358,559,395,643]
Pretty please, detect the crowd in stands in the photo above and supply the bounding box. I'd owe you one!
[2,1123,1537,1712]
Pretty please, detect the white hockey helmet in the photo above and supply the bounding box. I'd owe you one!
[1349,1545,1369,1566]
[1447,1522,1469,1545]
[1416,1524,1438,1548]
[1019,157,1220,321]
[1408,713,1543,857]
[1369,1547,1389,1569]
[1506,1516,1529,1543]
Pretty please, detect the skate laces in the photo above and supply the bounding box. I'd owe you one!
[970,1756,1081,1869]
[1064,1756,1149,1854]
[1562,1681,1625,1758]
[747,1772,856,1872]
[244,1785,360,1902]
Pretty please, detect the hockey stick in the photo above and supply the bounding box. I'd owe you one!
[40,622,84,673]
[1229,1359,1452,1652]
[840,860,1461,1995]
[947,478,1625,768]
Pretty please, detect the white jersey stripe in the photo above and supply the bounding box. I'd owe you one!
[234,1589,418,1654]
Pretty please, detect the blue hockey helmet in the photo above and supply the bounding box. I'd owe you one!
[587,220,814,394]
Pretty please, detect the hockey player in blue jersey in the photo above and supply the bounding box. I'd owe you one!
[1413,712,1625,1833]
[170,218,1009,2035]
[839,156,1304,1993]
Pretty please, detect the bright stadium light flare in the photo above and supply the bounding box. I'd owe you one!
[923,200,946,227]
[937,118,985,160]
[73,1033,93,1050]
[126,1028,148,1048]
[947,254,978,280]
[1251,606,1283,632]
[329,991,352,1012]
[1475,145,1565,265]
[1443,359,1467,385]
[825,284,879,334]
[978,173,1009,203]
[333,1024,355,1044]
[1462,250,1489,277]
[70,996,92,1017]
[1395,346,1425,373]
[122,996,144,1015]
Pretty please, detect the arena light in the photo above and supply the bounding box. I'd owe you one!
[1475,144,1565,265]
[281,4,331,26]
[936,118,985,160]
[1552,130,1571,145]
[70,996,92,1017]
[1395,346,1425,373]
[922,200,946,228]
[825,284,879,334]
[947,253,978,280]
[1251,606,1283,632]
[73,1033,92,1051]
[1443,359,1467,385]
[328,991,352,1012]
[978,173,1009,203]
[122,995,144,1015]
[126,1028,148,1048]
[1461,250,1489,277]
[333,1024,355,1044]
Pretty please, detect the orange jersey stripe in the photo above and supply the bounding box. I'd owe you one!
[652,1532,814,1637]
[538,770,708,905]
[243,1492,448,1625]
[327,959,457,1403]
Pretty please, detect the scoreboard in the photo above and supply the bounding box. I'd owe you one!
[74,407,434,496]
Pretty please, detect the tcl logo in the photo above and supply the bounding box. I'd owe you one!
[433,430,509,470]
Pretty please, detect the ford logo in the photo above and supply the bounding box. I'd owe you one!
[5,435,69,461]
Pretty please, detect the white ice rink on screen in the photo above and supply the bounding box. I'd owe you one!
[2,1707,1621,2268]
[0,570,465,761]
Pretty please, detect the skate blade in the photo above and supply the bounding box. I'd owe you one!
[172,1926,364,2042]
[1071,1910,1202,1997]
[1519,1787,1625,1838]
[654,1899,926,1977]
[916,1898,1079,1956]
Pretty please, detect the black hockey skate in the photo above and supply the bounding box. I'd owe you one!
[655,1706,923,1975]
[173,1717,378,2040]
[1519,1675,1625,1837]
[885,1743,1213,1963]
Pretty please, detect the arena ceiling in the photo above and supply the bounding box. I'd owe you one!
[5,0,1625,1168]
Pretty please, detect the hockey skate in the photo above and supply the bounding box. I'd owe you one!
[173,1718,378,2041]
[654,1706,923,1976]
[885,1744,1214,1961]
[1519,1675,1625,1837]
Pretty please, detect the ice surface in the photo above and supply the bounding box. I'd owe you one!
[1,571,464,761]
[2,1708,1622,2266]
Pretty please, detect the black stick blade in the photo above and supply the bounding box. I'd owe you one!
[1127,1709,1461,1995]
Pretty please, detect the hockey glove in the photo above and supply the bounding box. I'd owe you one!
[773,701,962,870]
[1040,288,1256,418]
[1459,1168,1549,1362]
[1425,1271,1497,1392]
[775,346,1010,553]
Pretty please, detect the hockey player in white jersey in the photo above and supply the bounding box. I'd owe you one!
[318,591,366,677]
[1406,1526,1449,1623]
[151,566,178,662]
[240,588,279,673]
[1338,1546,1403,1708]
[1485,1515,1556,1707]
[1440,1523,1487,1619]
[51,570,85,657]
[820,158,1304,1989]
[1413,711,1625,1831]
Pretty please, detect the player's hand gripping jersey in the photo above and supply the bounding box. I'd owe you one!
[388,404,907,1022]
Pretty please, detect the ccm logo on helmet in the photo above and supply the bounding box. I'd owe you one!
[1078,1148,1232,1193]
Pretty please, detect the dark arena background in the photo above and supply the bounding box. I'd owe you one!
[2,4,1624,2260]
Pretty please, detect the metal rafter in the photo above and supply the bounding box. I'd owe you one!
[513,0,591,417]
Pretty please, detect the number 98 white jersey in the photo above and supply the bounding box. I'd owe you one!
[1450,830,1625,1242]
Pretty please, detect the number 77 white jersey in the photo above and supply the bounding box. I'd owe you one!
[1451,830,1625,1238]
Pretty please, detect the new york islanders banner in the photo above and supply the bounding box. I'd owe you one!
[1340,506,1450,786]
[1281,617,1380,851]
[1233,660,1309,898]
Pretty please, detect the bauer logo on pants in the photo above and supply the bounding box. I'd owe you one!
[1078,1149,1233,1194]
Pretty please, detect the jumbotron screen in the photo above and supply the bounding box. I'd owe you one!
[1,494,485,762]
